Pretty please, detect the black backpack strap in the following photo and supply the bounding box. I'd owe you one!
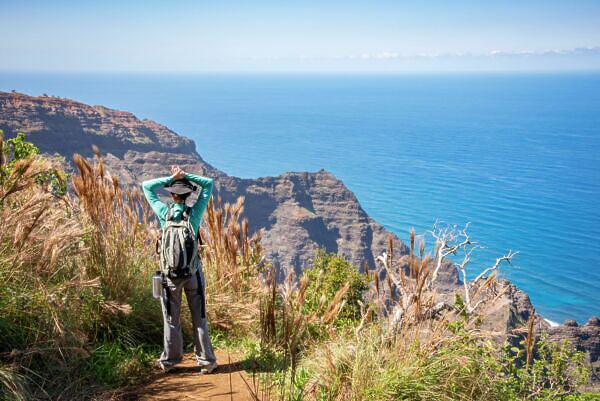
[182,206,192,221]
[196,269,206,319]
[162,275,171,318]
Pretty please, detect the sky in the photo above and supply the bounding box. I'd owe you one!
[1,0,600,73]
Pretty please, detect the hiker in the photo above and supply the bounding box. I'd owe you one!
[142,165,217,374]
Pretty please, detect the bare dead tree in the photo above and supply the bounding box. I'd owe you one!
[429,222,518,314]
[372,222,518,331]
[428,222,474,289]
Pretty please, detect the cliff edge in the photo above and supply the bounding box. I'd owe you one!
[2,91,598,386]
[0,91,405,272]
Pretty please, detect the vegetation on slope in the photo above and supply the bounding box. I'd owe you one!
[0,132,597,400]
[0,132,265,399]
[247,232,594,401]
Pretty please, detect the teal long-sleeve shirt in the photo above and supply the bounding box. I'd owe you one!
[141,173,214,235]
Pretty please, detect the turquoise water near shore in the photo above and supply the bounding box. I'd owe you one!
[1,72,599,323]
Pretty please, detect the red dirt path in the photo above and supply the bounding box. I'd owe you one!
[134,350,253,401]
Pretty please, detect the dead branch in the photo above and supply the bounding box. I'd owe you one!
[472,250,518,287]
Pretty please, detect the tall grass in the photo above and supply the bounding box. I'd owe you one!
[259,230,592,401]
[72,147,156,304]
[301,325,506,401]
[1,134,593,400]
[0,139,190,398]
[71,149,164,349]
[1,136,273,398]
[0,139,102,398]
[200,196,265,333]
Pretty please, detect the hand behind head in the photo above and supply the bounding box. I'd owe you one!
[170,165,185,180]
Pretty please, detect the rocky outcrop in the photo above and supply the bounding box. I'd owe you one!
[470,279,540,336]
[4,92,597,384]
[476,280,599,386]
[217,171,402,270]
[0,91,405,272]
[546,317,600,384]
[0,92,223,179]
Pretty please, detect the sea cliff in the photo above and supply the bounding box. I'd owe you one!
[1,91,597,384]
[0,91,402,273]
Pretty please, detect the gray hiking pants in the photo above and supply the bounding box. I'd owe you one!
[159,266,216,367]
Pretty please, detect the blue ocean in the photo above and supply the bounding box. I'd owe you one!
[1,72,599,323]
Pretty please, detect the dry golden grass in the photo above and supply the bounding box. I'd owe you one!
[72,148,156,303]
[284,229,519,401]
[1,157,82,274]
[1,141,276,398]
[0,146,101,399]
[200,196,265,332]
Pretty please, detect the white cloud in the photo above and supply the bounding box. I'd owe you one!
[346,46,600,62]
[488,47,600,57]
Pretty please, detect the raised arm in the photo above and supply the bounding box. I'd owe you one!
[185,172,214,219]
[141,176,172,219]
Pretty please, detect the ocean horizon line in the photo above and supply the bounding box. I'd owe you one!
[2,69,600,77]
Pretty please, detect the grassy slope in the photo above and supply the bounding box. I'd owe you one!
[1,134,598,401]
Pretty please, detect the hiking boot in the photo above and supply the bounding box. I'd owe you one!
[199,361,218,374]
[156,360,175,373]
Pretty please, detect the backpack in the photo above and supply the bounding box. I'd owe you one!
[158,204,199,279]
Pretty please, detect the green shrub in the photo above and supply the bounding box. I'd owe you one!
[1,132,38,172]
[500,334,590,400]
[1,131,66,195]
[303,249,367,324]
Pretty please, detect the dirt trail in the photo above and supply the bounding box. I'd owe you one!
[134,350,253,401]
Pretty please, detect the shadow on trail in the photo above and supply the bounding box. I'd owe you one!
[169,360,245,375]
[118,351,252,401]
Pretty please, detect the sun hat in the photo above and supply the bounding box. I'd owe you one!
[164,178,196,195]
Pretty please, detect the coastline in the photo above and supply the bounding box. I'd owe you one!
[544,318,560,327]
[2,73,598,323]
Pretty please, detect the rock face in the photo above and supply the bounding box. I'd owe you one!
[0,92,223,179]
[546,317,600,384]
[477,279,543,335]
[0,91,403,272]
[3,92,597,383]
[475,280,600,387]
[217,172,401,270]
